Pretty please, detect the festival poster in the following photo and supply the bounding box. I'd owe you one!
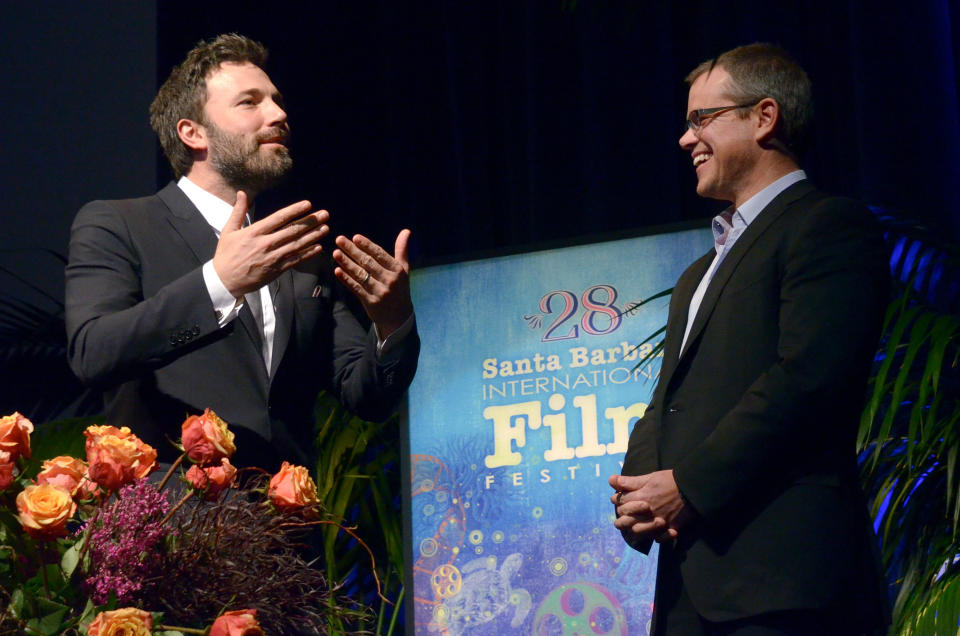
[406,227,712,635]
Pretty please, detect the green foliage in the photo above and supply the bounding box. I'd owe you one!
[313,392,404,635]
[858,285,960,635]
[625,287,672,374]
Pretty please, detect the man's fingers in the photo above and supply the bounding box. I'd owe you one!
[655,527,679,544]
[613,513,666,535]
[272,225,329,260]
[609,474,644,492]
[223,191,249,233]
[617,500,651,517]
[394,229,411,271]
[342,233,410,273]
[335,234,390,274]
[253,200,315,233]
[278,244,325,271]
[266,211,329,250]
[334,266,374,302]
[332,248,375,288]
[631,517,667,535]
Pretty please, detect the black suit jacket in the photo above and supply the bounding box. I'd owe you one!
[622,181,889,625]
[65,182,419,469]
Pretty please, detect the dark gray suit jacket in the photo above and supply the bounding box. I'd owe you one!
[622,181,889,626]
[65,182,419,469]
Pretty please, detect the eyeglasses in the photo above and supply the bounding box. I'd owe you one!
[685,101,760,132]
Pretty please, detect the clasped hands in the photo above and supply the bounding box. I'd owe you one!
[609,470,691,544]
[212,191,413,337]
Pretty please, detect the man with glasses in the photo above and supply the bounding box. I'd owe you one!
[610,43,889,635]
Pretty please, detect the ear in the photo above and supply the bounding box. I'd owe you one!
[754,98,780,144]
[176,118,207,152]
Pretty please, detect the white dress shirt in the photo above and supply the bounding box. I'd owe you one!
[177,176,277,370]
[177,176,414,365]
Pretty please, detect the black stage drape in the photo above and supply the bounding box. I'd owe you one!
[157,0,960,263]
[2,1,959,420]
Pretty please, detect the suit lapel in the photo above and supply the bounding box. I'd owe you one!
[155,182,263,353]
[157,182,218,263]
[677,181,816,360]
[269,271,294,379]
[658,251,713,391]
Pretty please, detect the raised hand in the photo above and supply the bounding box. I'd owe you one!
[332,229,414,339]
[213,191,329,297]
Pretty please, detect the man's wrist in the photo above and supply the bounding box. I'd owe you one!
[375,313,415,356]
[202,260,242,325]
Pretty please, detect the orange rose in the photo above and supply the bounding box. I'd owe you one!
[0,450,15,490]
[185,457,237,500]
[84,425,157,491]
[268,461,320,514]
[16,483,76,540]
[75,474,102,502]
[181,408,236,465]
[36,455,88,496]
[88,607,153,636]
[210,608,265,636]
[0,411,33,461]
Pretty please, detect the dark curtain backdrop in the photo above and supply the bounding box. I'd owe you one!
[157,0,960,265]
[2,1,959,420]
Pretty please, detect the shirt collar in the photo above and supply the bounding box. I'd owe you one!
[177,176,238,234]
[735,169,807,225]
[710,169,807,252]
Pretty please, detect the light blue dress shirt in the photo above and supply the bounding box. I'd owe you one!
[678,170,807,356]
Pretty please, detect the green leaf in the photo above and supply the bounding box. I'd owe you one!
[60,538,82,578]
[23,597,70,635]
[7,586,24,619]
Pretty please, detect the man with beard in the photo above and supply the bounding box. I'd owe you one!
[65,34,419,470]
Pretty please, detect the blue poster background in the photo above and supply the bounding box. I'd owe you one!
[406,228,711,635]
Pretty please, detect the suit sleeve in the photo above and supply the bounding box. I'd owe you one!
[65,201,221,386]
[672,200,889,522]
[326,287,420,423]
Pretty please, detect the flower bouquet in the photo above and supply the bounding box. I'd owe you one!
[0,410,378,634]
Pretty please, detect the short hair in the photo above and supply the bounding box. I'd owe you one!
[149,34,268,178]
[686,43,813,157]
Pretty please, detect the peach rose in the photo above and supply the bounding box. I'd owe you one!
[88,607,153,636]
[268,461,320,514]
[0,450,15,490]
[185,457,237,500]
[84,425,157,491]
[181,408,236,465]
[36,455,88,496]
[75,474,103,502]
[210,608,265,636]
[0,411,33,461]
[16,483,76,540]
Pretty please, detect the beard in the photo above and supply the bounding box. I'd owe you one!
[206,123,293,194]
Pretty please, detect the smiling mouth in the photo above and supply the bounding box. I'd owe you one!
[693,153,712,167]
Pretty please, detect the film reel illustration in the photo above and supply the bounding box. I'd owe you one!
[533,581,628,636]
[411,454,468,632]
